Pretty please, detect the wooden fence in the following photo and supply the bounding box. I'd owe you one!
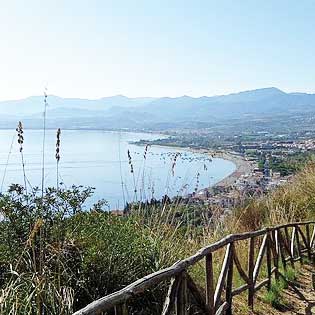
[74,221,315,315]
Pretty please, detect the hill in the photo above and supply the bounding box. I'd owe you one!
[1,88,315,129]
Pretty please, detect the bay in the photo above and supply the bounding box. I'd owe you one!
[0,130,236,209]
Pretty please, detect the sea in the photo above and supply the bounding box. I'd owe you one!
[0,129,236,209]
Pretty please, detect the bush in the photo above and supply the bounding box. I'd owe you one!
[0,184,161,314]
[69,212,160,309]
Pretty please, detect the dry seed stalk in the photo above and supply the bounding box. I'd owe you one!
[143,144,150,160]
[140,144,150,201]
[56,128,61,190]
[194,172,200,193]
[171,152,180,176]
[127,150,137,199]
[127,150,134,174]
[26,218,44,247]
[41,90,48,197]
[16,121,27,193]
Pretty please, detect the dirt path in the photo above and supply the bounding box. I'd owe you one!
[233,265,315,314]
[281,265,315,315]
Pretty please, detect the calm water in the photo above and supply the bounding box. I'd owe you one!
[0,130,235,209]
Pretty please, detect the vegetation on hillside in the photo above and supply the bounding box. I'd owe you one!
[231,163,315,232]
[257,152,315,176]
[0,162,315,314]
[0,185,167,314]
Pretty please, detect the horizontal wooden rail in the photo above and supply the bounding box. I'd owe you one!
[73,221,315,315]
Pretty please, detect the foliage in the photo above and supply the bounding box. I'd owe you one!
[283,266,297,283]
[258,152,315,176]
[0,184,162,314]
[263,279,288,309]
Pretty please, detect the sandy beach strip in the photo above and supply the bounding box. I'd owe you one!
[211,151,256,187]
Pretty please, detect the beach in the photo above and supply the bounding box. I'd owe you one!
[211,151,256,187]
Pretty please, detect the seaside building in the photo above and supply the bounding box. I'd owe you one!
[264,158,270,178]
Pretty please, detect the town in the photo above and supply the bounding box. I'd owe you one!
[133,130,315,219]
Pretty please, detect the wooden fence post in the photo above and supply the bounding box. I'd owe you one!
[176,272,188,315]
[310,223,315,264]
[214,243,232,311]
[306,224,312,262]
[271,230,279,280]
[205,253,215,315]
[297,226,311,263]
[114,302,128,315]
[285,226,295,268]
[162,276,181,315]
[266,233,272,291]
[278,230,287,271]
[295,226,302,263]
[291,226,296,261]
[226,244,234,315]
[248,237,255,310]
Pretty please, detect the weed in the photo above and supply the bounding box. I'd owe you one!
[263,279,288,309]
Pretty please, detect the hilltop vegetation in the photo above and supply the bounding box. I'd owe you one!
[0,162,315,314]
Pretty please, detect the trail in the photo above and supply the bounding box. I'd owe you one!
[234,265,315,315]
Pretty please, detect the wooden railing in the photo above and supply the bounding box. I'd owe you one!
[74,221,315,315]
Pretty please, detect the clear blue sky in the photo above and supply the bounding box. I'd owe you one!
[0,0,314,100]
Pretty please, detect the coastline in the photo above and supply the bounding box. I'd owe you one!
[146,143,255,189]
[211,151,256,187]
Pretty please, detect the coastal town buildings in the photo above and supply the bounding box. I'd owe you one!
[188,152,292,214]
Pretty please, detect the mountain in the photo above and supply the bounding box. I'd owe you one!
[0,95,157,116]
[1,88,315,129]
[143,87,315,120]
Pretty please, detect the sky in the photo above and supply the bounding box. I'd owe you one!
[0,0,315,100]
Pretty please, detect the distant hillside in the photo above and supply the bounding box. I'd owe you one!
[0,95,157,116]
[1,88,315,129]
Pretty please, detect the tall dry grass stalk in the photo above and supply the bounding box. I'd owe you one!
[41,89,48,197]
[127,149,138,201]
[16,121,27,194]
[162,152,181,197]
[56,128,61,190]
[138,144,150,201]
[118,132,126,207]
[37,90,48,313]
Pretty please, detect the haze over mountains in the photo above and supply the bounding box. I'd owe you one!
[1,87,315,130]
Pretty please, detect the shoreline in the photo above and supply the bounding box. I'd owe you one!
[210,151,256,187]
[145,143,256,189]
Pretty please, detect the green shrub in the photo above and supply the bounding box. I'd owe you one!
[284,266,297,282]
[263,279,288,309]
[0,185,162,314]
[69,212,160,309]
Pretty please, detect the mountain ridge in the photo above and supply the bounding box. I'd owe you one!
[1,87,315,129]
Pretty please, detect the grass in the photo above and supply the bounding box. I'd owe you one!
[263,281,287,309]
[284,266,297,283]
[262,269,297,310]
